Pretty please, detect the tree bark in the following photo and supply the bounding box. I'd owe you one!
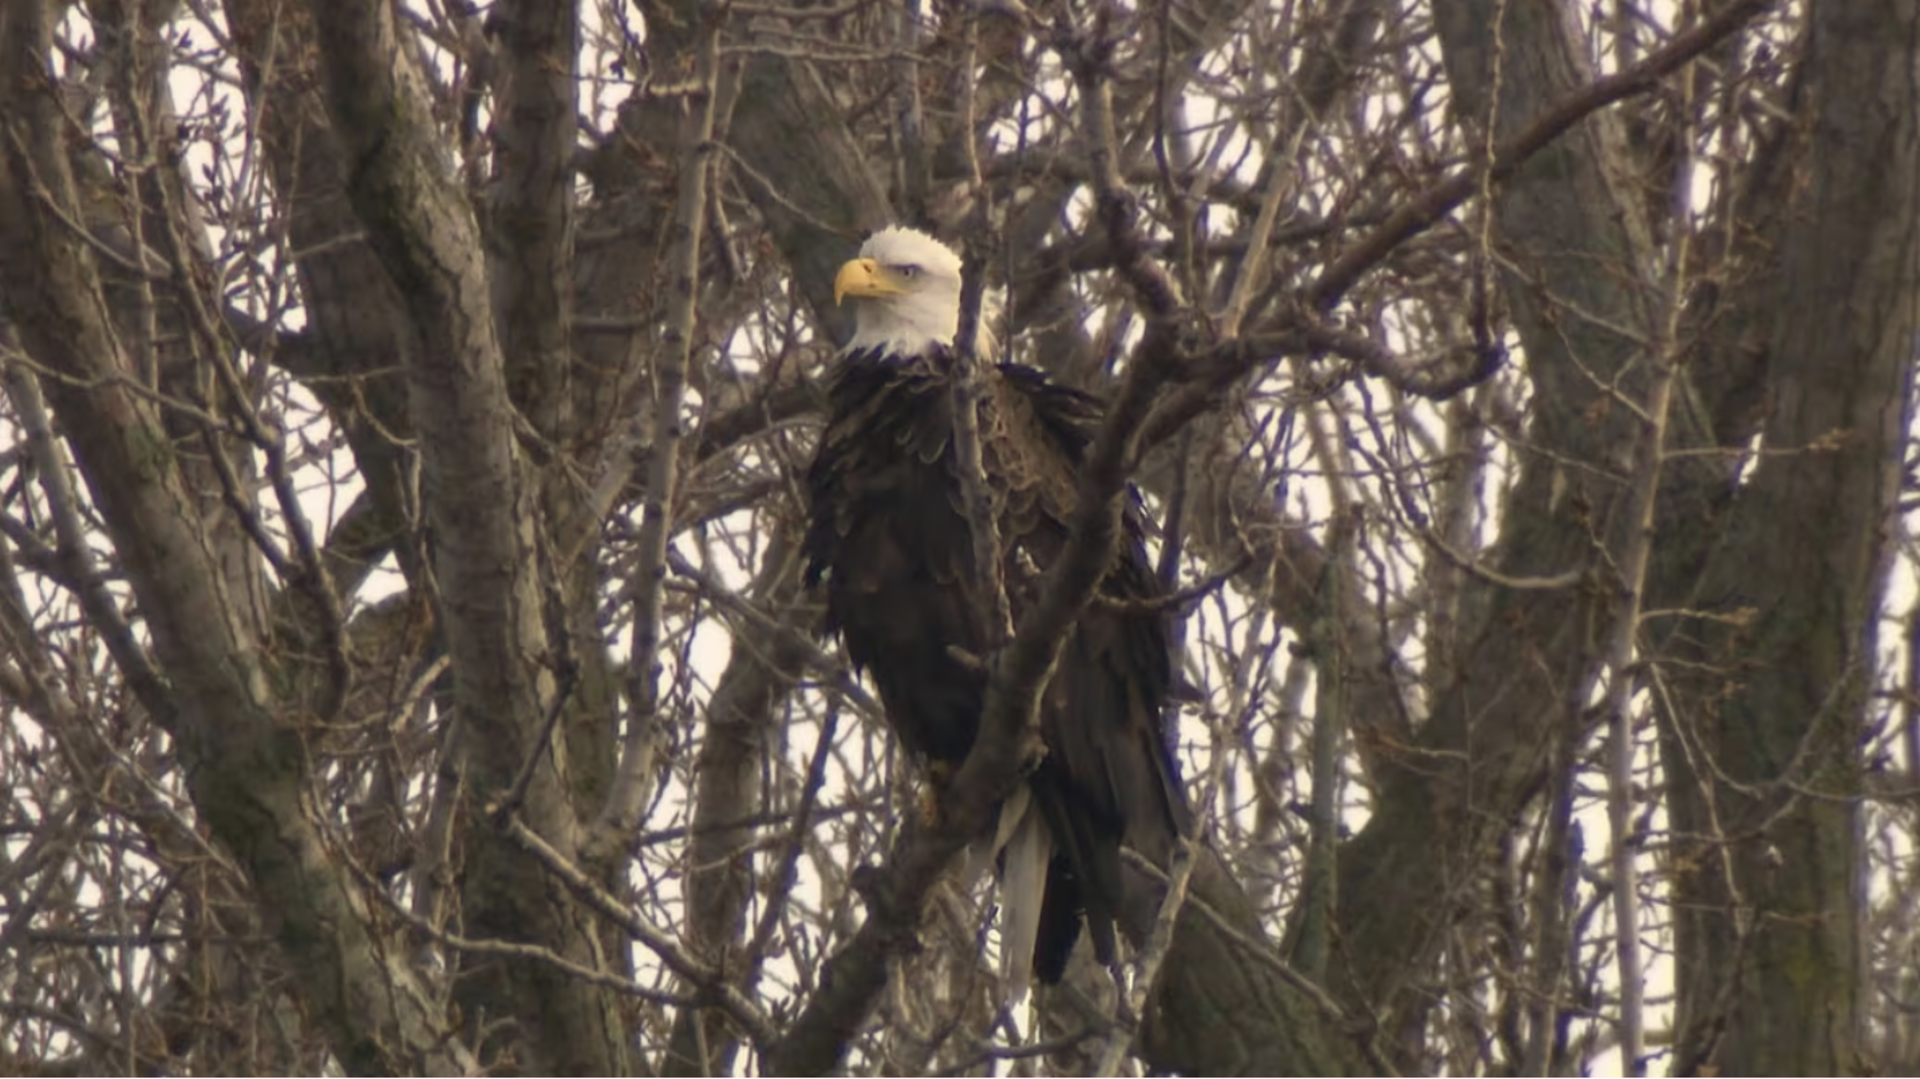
[1662,0,1917,1070]
[1331,0,1658,1043]
[305,1,630,1072]
[0,2,468,1071]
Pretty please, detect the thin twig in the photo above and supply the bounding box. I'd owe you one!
[0,360,175,730]
[1596,49,1701,1078]
[590,1,725,857]
[1306,0,1774,312]
[498,814,781,1051]
[949,270,1015,643]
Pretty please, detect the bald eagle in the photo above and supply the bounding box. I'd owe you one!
[804,227,1191,988]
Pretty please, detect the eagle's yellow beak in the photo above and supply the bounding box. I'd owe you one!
[834,257,907,305]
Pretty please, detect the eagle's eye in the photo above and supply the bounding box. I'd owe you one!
[894,264,920,279]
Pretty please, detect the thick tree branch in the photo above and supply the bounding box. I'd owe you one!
[1662,0,1918,1069]
[488,0,579,440]
[1308,0,1775,311]
[305,1,626,1071]
[0,4,469,1071]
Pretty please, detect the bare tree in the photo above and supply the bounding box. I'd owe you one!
[0,0,1914,1075]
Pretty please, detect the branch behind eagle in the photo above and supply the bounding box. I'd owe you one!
[804,227,1192,990]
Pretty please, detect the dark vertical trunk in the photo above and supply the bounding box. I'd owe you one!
[1662,1,1917,1071]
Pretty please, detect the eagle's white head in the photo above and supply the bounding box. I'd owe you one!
[835,227,964,356]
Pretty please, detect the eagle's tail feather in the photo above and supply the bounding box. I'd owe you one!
[967,783,1031,886]
[995,792,1052,1002]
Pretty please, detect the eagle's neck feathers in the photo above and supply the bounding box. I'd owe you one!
[843,299,956,357]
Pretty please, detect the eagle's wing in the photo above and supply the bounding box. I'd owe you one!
[803,350,1191,987]
[990,365,1192,980]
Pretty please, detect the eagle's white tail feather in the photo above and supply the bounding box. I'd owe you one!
[960,784,1053,1001]
[996,794,1052,1003]
[966,784,1027,879]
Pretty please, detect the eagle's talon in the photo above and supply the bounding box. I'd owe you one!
[919,785,941,829]
[919,761,956,828]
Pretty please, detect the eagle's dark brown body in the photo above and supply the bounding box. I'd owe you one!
[804,344,1191,981]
